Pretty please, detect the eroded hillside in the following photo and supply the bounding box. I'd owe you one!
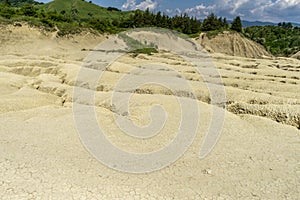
[196,31,271,58]
[0,25,299,199]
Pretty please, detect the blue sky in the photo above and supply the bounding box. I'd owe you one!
[37,0,300,23]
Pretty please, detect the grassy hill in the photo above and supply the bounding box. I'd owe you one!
[0,0,39,7]
[0,0,134,35]
[40,0,132,21]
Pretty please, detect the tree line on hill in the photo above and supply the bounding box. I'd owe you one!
[0,1,242,35]
[119,10,243,34]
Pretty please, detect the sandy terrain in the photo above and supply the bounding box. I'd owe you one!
[0,24,299,199]
[196,31,271,58]
[292,51,300,60]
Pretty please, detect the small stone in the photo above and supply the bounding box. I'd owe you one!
[122,112,128,116]
[203,169,212,175]
[13,22,22,27]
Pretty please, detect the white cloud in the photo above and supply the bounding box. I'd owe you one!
[122,0,158,11]
[121,0,136,10]
[165,0,300,22]
[165,4,215,18]
[123,0,300,22]
[184,4,216,18]
[136,0,158,10]
[249,0,300,21]
[175,8,182,15]
[230,0,249,15]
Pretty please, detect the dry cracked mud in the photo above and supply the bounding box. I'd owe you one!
[0,24,299,199]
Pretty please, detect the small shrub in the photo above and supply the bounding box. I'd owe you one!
[129,47,158,55]
[20,3,37,17]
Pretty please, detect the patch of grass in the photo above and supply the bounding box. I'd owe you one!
[118,33,148,50]
[205,29,233,39]
[205,29,224,39]
[57,22,83,36]
[118,33,158,55]
[188,33,200,38]
[129,47,158,55]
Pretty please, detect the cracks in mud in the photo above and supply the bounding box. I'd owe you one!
[3,55,300,130]
[227,102,300,130]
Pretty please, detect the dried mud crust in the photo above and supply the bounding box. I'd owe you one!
[196,31,271,58]
[227,102,300,129]
[0,25,300,199]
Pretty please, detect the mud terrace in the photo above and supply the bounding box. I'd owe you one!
[0,24,299,199]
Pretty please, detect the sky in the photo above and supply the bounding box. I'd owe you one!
[38,0,300,23]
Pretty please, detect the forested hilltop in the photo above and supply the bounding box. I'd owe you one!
[0,0,299,57]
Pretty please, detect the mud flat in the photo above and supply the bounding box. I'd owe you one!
[0,24,299,199]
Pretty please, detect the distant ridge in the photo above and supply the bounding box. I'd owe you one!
[241,21,276,27]
[236,20,300,27]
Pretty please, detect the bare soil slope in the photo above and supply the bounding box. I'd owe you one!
[292,51,300,59]
[196,31,271,58]
[0,25,299,199]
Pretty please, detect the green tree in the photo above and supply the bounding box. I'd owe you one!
[223,17,229,29]
[0,3,15,18]
[4,0,11,6]
[1,0,35,7]
[231,16,242,32]
[155,11,162,26]
[20,3,36,16]
[201,13,222,31]
[190,17,201,33]
[285,22,293,29]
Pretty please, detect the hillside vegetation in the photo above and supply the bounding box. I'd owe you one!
[0,0,240,36]
[245,24,300,56]
[0,0,40,7]
[41,0,132,21]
